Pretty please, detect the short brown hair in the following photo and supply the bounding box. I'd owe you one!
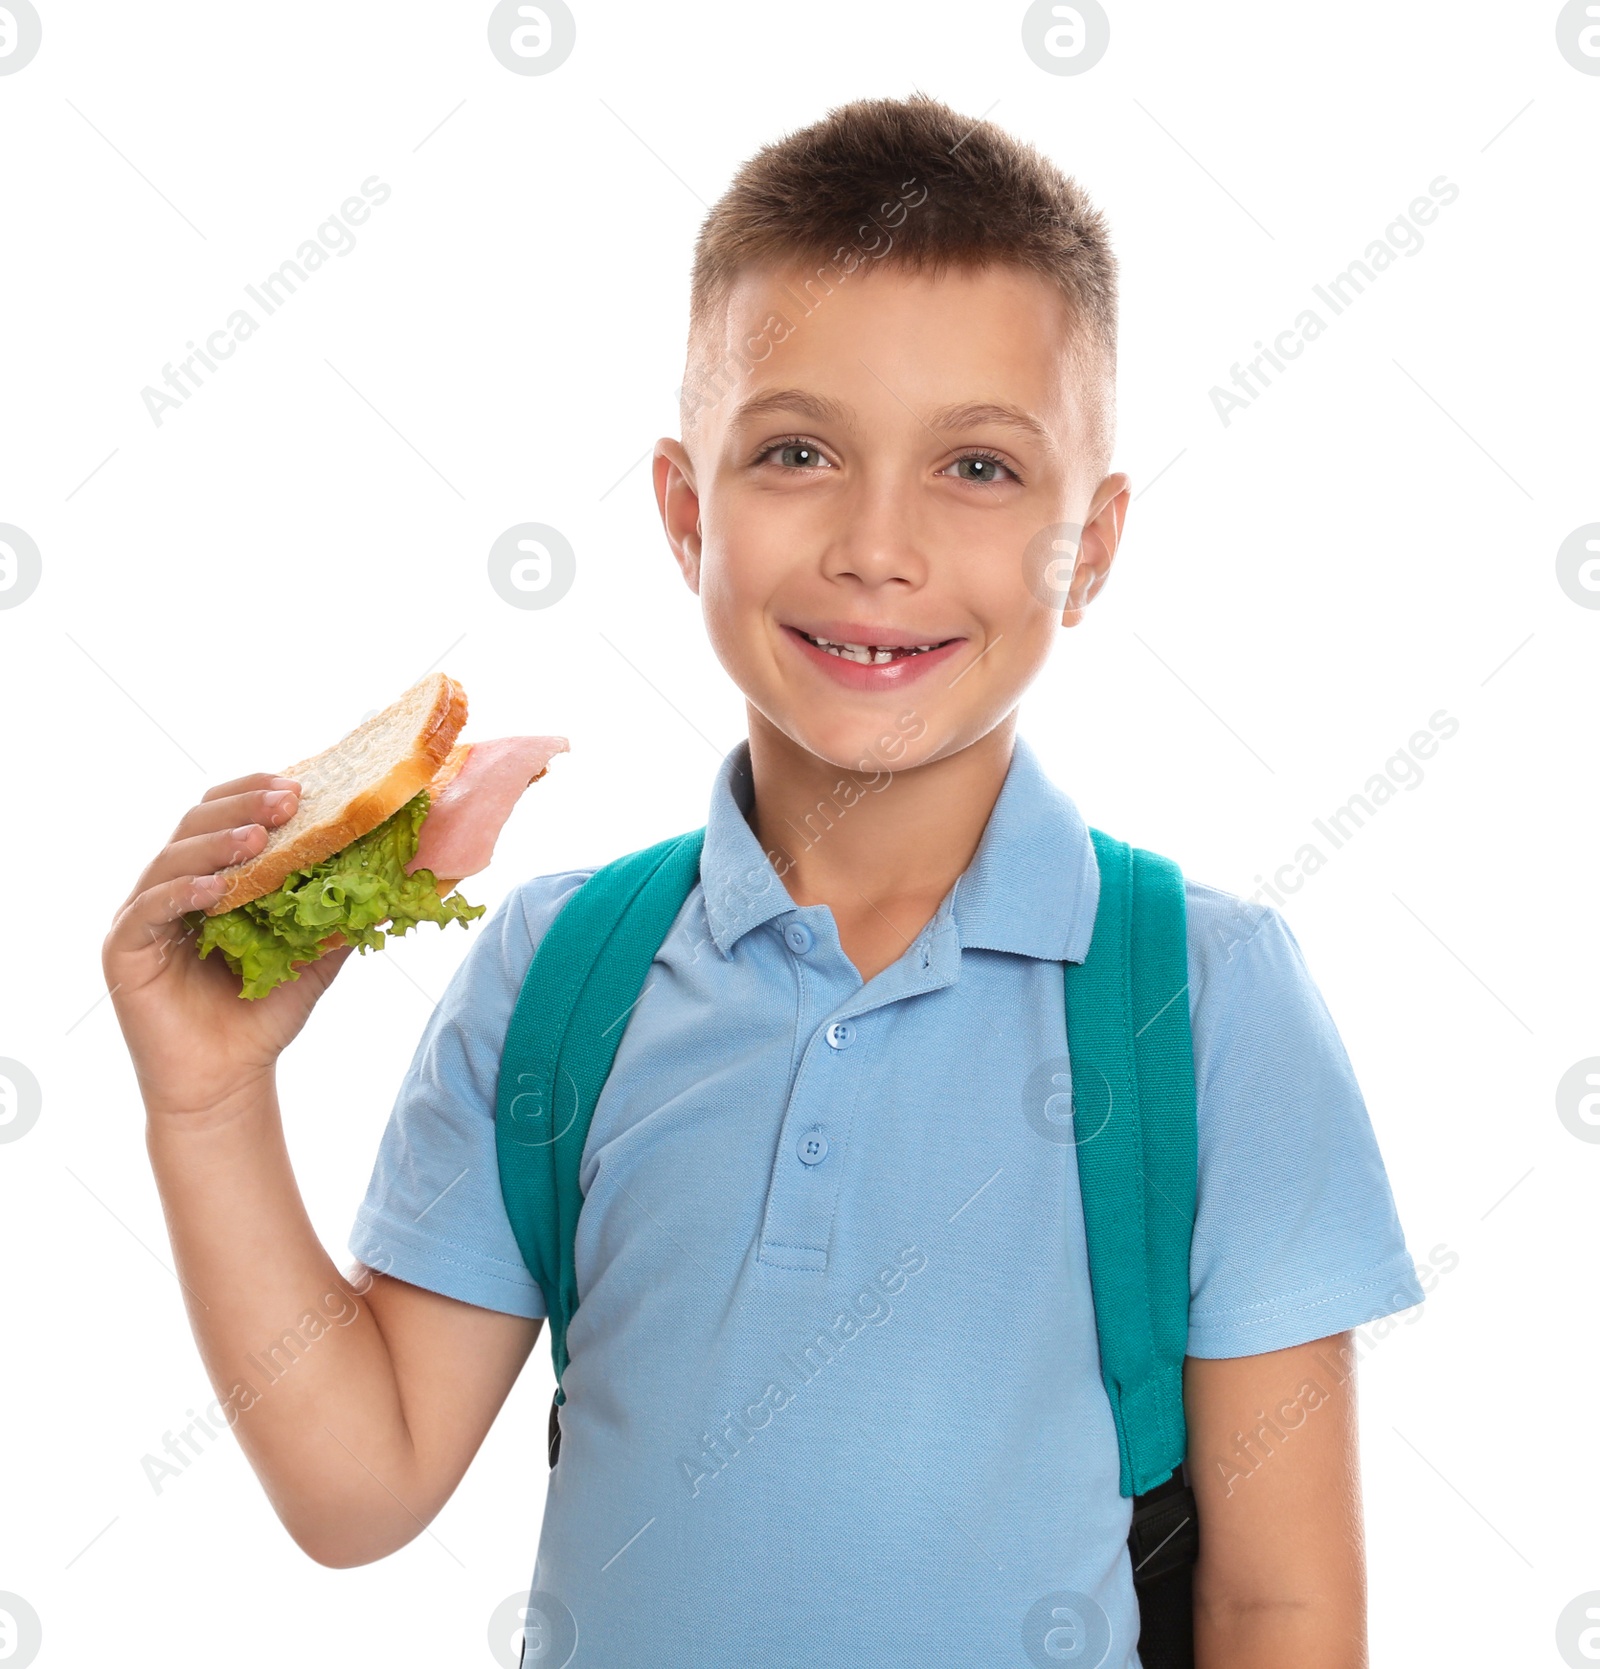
[682,91,1119,467]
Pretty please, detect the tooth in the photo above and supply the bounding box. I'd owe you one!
[804,631,946,664]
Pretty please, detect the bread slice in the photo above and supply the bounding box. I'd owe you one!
[205,673,468,915]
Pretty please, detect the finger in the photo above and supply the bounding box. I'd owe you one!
[105,869,234,970]
[134,819,279,902]
[199,771,301,805]
[170,784,300,844]
[125,786,299,914]
[309,938,359,982]
[293,939,356,979]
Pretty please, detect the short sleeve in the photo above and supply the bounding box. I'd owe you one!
[1181,886,1425,1358]
[347,867,595,1319]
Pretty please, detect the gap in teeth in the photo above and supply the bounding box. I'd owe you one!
[801,630,940,664]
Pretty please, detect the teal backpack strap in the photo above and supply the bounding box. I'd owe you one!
[1066,827,1198,1499]
[494,827,706,1402]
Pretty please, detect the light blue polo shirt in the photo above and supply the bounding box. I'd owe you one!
[351,734,1424,1668]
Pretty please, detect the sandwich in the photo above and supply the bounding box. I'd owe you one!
[186,672,567,999]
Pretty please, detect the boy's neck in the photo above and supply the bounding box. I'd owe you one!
[743,707,1019,918]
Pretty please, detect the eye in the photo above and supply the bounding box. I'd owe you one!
[942,450,1019,486]
[754,436,833,470]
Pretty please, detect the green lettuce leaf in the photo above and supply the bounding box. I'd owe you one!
[184,789,485,999]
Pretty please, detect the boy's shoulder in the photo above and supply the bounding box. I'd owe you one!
[1177,873,1319,1031]
[1181,874,1283,964]
[499,863,604,950]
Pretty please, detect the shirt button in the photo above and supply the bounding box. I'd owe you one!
[784,921,814,955]
[797,1128,830,1165]
[825,1020,856,1050]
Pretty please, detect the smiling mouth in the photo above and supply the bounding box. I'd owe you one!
[793,629,961,665]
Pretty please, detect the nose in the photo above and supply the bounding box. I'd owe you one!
[817,475,931,592]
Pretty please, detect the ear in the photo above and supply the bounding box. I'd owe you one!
[1060,471,1130,628]
[654,439,703,594]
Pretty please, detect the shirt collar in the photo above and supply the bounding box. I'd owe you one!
[697,733,1099,965]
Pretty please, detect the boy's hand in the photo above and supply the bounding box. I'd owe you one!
[103,771,355,1123]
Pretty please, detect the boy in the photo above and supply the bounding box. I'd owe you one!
[105,93,1424,1666]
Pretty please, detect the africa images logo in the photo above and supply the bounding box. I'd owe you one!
[487,0,577,75]
[1556,523,1600,609]
[138,176,392,426]
[0,526,42,611]
[0,1057,42,1144]
[0,1,43,74]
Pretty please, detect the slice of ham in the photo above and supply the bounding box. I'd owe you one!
[405,735,569,886]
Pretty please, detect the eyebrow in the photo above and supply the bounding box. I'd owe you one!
[728,387,856,433]
[727,387,1053,448]
[927,400,1053,446]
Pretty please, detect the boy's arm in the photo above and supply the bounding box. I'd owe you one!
[107,771,542,1569]
[146,1087,541,1568]
[1185,1332,1366,1669]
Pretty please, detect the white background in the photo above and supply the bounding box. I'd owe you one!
[1,2,1596,1664]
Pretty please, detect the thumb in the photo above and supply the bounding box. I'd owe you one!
[315,941,359,981]
[293,939,359,1001]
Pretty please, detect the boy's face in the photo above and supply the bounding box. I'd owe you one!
[654,262,1129,775]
